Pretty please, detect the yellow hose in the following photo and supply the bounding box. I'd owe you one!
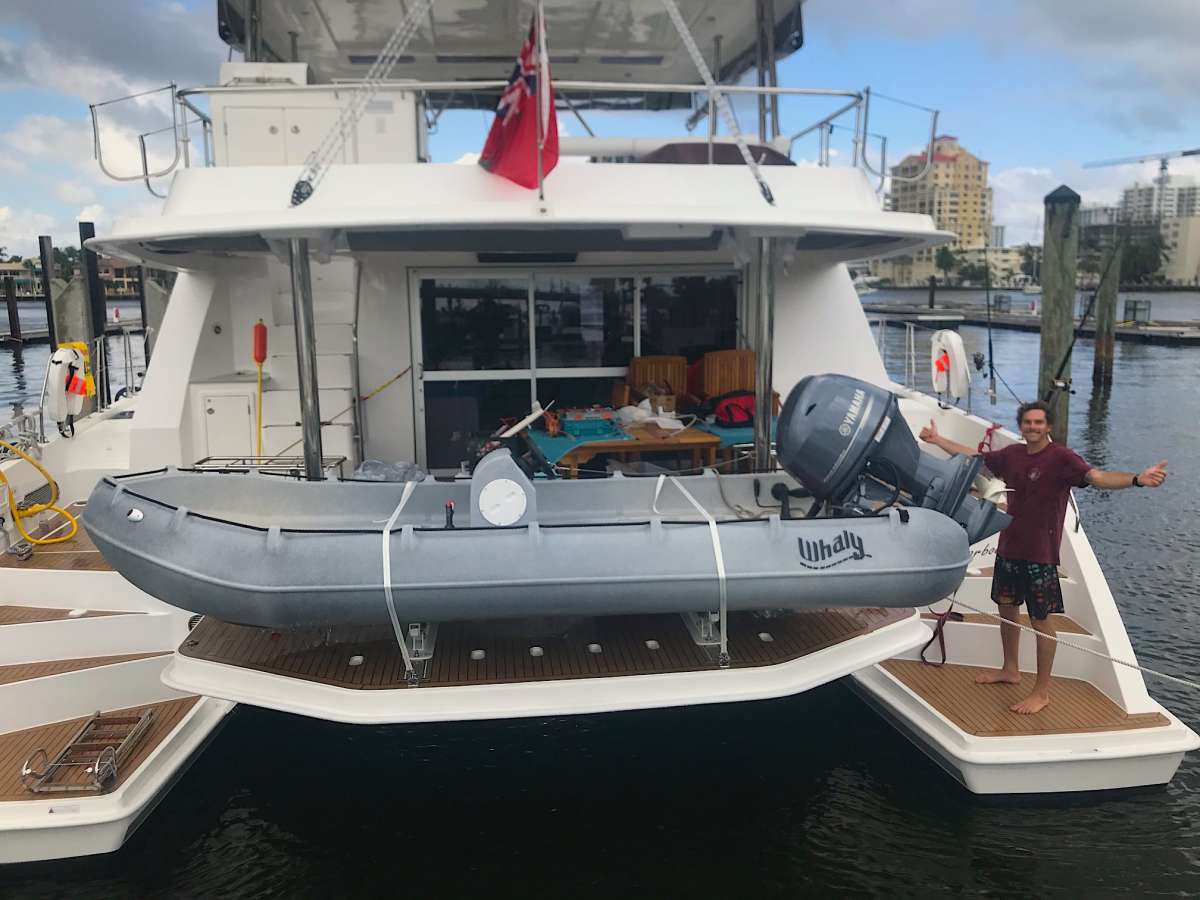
[0,440,79,546]
[256,361,264,459]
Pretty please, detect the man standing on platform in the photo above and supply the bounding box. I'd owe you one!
[920,401,1167,714]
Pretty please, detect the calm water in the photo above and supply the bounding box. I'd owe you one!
[2,321,1199,898]
[0,301,145,423]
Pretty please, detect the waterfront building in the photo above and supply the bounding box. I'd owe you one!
[1080,205,1121,228]
[1120,175,1200,223]
[0,260,38,295]
[97,255,141,297]
[1160,215,1200,285]
[955,245,1025,286]
[871,135,993,285]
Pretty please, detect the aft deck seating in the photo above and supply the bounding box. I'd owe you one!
[698,349,781,415]
[612,355,688,408]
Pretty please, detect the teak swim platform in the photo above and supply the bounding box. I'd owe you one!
[179,607,911,690]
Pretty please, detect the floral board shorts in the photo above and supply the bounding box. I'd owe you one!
[990,555,1064,621]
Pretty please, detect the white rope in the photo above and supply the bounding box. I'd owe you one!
[659,0,776,205]
[290,0,433,206]
[932,596,1200,692]
[653,475,730,664]
[381,480,418,679]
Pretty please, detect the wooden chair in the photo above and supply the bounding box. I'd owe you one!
[700,349,781,415]
[611,355,688,408]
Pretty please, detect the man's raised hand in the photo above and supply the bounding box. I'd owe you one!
[919,419,939,444]
[1139,460,1168,488]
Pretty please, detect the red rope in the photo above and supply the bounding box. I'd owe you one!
[919,601,964,667]
[977,423,999,454]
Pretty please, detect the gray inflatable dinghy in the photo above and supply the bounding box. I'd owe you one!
[82,375,1008,628]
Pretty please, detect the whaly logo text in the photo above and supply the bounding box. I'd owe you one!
[797,529,871,569]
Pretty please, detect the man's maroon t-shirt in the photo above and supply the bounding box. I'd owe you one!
[981,443,1092,565]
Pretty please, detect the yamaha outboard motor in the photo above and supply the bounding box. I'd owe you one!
[776,374,1010,545]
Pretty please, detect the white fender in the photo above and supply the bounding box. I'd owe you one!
[44,347,86,423]
[930,329,971,400]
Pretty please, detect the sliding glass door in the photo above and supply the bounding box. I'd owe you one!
[417,277,531,470]
[413,270,737,471]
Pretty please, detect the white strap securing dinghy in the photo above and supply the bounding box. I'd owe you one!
[382,480,419,683]
[653,475,731,667]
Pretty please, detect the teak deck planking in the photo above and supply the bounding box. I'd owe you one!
[921,611,1090,635]
[0,696,199,802]
[180,607,909,690]
[0,503,113,571]
[0,606,135,626]
[881,659,1168,737]
[0,652,167,686]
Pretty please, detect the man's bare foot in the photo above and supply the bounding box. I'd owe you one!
[975,668,1021,685]
[1010,692,1050,715]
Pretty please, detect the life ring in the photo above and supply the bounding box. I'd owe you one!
[930,330,971,400]
[44,346,89,423]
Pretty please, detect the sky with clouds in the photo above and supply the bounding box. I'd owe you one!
[1,0,1198,257]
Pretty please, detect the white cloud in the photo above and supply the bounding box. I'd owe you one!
[1,2,223,106]
[76,204,107,226]
[0,207,58,258]
[454,152,481,165]
[2,113,177,189]
[54,182,97,205]
[990,156,1200,244]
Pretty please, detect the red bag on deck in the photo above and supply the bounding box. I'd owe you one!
[712,391,755,426]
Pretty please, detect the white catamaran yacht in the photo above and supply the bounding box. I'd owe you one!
[1,0,1194,865]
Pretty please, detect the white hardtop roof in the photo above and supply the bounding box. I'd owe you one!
[88,162,952,268]
[219,0,805,99]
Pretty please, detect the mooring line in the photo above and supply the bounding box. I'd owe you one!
[930,597,1200,692]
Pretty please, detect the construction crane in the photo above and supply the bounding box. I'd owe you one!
[1084,147,1200,220]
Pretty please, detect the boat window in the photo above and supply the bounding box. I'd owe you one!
[415,269,739,471]
[639,274,738,359]
[420,278,530,371]
[424,379,533,471]
[533,275,634,368]
[535,376,616,410]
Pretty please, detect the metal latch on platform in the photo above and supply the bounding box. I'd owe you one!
[6,540,33,561]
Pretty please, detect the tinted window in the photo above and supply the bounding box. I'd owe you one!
[420,278,529,371]
[640,274,738,361]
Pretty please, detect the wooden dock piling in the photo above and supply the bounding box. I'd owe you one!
[1038,186,1080,444]
[1092,242,1122,386]
[37,235,58,349]
[78,221,110,404]
[2,277,20,344]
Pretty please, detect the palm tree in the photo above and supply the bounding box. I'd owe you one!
[935,246,959,283]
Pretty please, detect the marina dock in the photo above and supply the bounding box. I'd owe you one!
[862,304,1200,346]
[0,321,143,346]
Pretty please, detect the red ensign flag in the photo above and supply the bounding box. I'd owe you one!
[478,11,559,188]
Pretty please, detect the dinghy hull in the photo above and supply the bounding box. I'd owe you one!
[83,468,971,628]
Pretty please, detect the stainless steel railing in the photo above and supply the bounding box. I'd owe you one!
[89,83,214,198]
[0,411,44,457]
[91,78,938,197]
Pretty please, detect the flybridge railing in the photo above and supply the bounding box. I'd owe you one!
[89,84,215,198]
[92,80,937,198]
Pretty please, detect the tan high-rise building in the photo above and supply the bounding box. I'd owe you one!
[873,135,994,285]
